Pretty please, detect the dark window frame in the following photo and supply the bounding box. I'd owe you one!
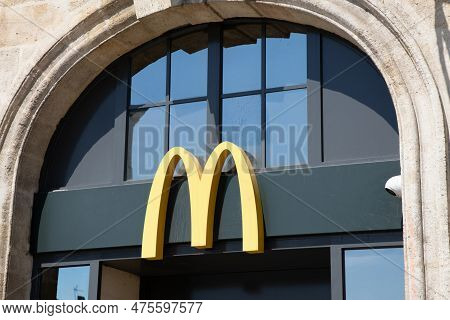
[125,20,322,182]
[38,18,399,191]
[35,262,100,300]
[31,232,403,300]
[330,242,404,300]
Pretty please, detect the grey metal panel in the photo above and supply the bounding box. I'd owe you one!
[36,161,401,253]
[322,36,399,163]
[260,163,401,235]
[167,179,191,242]
[37,183,149,252]
[41,70,121,190]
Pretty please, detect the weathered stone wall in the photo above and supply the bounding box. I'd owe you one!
[0,0,448,299]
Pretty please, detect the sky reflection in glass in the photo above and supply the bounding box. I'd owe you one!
[222,95,262,168]
[170,31,208,100]
[266,28,307,88]
[170,101,207,160]
[127,107,166,180]
[344,248,404,300]
[223,24,262,94]
[130,43,166,105]
[56,266,90,300]
[266,89,308,167]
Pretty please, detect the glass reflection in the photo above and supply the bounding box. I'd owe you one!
[127,107,166,180]
[222,95,262,168]
[223,24,262,94]
[170,101,207,174]
[344,248,404,300]
[130,43,166,105]
[266,24,307,88]
[170,31,208,100]
[56,266,90,300]
[266,89,308,168]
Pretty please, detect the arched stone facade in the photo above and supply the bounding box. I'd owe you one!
[0,0,448,299]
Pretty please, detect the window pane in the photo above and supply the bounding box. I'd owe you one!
[322,36,399,163]
[223,24,262,94]
[56,266,90,300]
[222,95,262,168]
[266,24,307,88]
[130,42,166,105]
[40,266,91,300]
[170,101,207,171]
[127,107,165,180]
[344,248,404,300]
[40,266,90,300]
[170,31,208,100]
[266,89,308,168]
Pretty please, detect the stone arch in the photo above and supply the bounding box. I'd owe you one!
[0,0,447,299]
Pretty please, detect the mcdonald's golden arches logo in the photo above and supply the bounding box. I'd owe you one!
[141,142,264,260]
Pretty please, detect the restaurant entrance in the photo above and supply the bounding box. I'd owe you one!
[107,248,331,300]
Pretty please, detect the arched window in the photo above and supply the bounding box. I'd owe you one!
[40,20,398,190]
[35,20,402,300]
[126,21,398,181]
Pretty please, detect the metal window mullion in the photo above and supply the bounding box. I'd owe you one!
[261,23,267,169]
[88,261,101,300]
[330,246,344,300]
[319,34,324,163]
[165,38,171,153]
[206,23,221,154]
[112,61,129,184]
[306,32,323,165]
[265,84,307,94]
[222,89,262,99]
[129,101,167,110]
[170,96,208,106]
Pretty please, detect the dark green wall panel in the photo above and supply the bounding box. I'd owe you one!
[35,161,401,253]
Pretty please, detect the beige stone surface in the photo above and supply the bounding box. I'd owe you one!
[100,266,139,300]
[0,0,448,299]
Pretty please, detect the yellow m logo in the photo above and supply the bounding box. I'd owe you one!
[141,142,264,260]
